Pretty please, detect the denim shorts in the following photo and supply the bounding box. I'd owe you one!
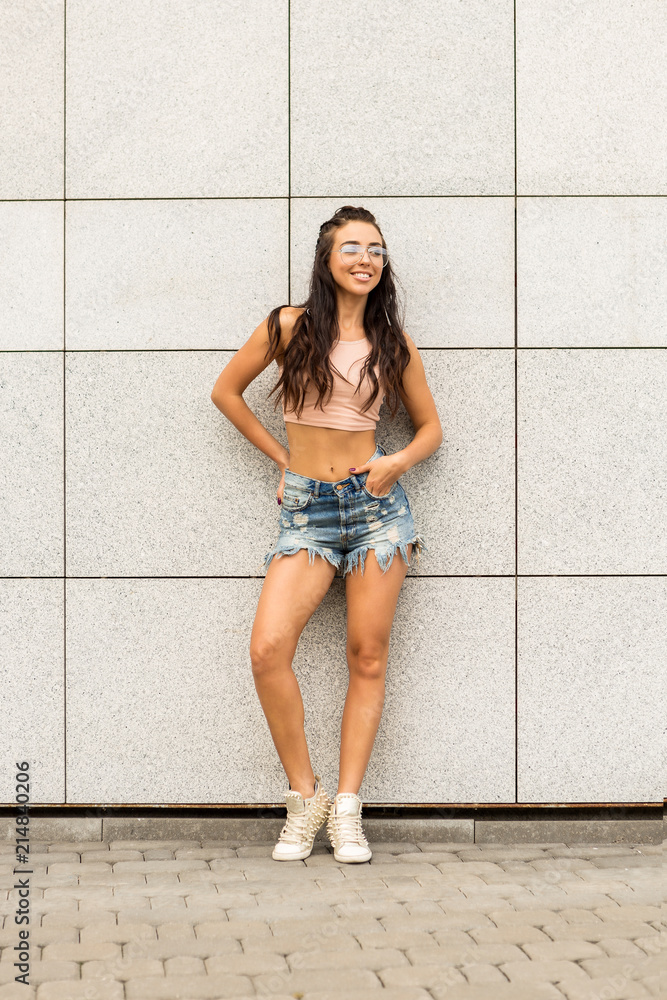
[263,444,427,577]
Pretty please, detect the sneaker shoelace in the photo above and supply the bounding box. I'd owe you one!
[328,807,369,848]
[278,795,328,846]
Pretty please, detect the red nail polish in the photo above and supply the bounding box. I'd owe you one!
[277,498,281,505]
[349,467,356,471]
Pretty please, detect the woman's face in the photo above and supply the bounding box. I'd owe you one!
[327,221,385,297]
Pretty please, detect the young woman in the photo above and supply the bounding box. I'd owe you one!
[210,206,442,864]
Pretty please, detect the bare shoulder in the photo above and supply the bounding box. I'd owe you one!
[401,329,422,364]
[276,306,306,356]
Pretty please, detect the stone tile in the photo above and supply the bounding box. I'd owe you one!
[67,4,287,198]
[0,3,63,200]
[0,582,64,805]
[517,3,666,193]
[0,203,63,350]
[516,577,666,801]
[66,200,288,350]
[291,5,513,195]
[517,197,667,347]
[519,350,667,577]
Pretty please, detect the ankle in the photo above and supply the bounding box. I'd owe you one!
[290,779,316,799]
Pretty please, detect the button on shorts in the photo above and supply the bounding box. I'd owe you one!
[263,444,427,577]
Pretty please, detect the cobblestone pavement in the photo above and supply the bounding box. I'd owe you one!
[0,838,663,1000]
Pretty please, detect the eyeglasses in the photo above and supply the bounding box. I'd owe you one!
[334,243,389,268]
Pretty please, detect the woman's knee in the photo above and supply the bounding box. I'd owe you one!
[250,631,294,676]
[347,640,388,680]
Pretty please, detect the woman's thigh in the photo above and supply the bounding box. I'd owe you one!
[251,549,337,663]
[344,544,412,668]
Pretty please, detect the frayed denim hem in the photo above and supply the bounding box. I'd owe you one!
[262,542,343,573]
[343,533,428,578]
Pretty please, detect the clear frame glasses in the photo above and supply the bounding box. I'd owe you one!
[334,243,389,268]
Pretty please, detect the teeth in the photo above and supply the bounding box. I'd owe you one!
[352,273,370,279]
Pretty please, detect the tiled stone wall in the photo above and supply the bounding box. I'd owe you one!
[1,2,665,806]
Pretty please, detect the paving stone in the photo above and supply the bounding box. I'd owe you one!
[588,856,659,869]
[113,860,208,873]
[469,923,552,944]
[125,974,253,998]
[0,983,38,1000]
[227,901,337,921]
[634,935,665,957]
[192,919,266,938]
[124,938,242,961]
[288,946,410,971]
[557,979,650,999]
[643,975,662,997]
[253,968,381,993]
[0,961,78,984]
[81,958,165,979]
[0,926,78,947]
[597,937,652,958]
[173,848,236,860]
[332,901,406,919]
[543,922,659,942]
[560,908,605,923]
[301,992,431,1000]
[488,908,568,927]
[521,939,605,961]
[595,905,662,923]
[163,955,206,975]
[156,923,196,941]
[580,956,659,978]
[354,930,435,950]
[462,962,509,984]
[205,952,289,975]
[431,985,564,1000]
[242,931,358,954]
[456,848,551,862]
[407,943,529,966]
[108,841,200,851]
[80,922,157,944]
[41,941,121,962]
[500,958,592,982]
[37,983,124,1000]
[270,916,383,938]
[377,964,467,990]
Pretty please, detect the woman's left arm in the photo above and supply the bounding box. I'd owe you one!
[392,331,443,475]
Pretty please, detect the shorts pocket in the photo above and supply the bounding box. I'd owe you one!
[281,486,313,511]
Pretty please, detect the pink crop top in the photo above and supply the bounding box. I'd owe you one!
[277,337,384,431]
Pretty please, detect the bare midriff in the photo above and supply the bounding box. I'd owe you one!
[285,423,377,482]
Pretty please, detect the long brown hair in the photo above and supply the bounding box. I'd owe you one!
[265,205,410,419]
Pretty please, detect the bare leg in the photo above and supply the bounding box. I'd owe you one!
[250,549,337,799]
[339,545,411,795]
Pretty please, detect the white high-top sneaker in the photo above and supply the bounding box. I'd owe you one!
[326,792,372,863]
[272,774,332,861]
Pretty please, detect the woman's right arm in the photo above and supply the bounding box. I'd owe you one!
[210,310,290,471]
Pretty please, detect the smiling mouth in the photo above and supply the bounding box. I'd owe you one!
[351,272,371,281]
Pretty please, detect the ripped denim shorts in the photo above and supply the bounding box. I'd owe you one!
[262,444,427,577]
